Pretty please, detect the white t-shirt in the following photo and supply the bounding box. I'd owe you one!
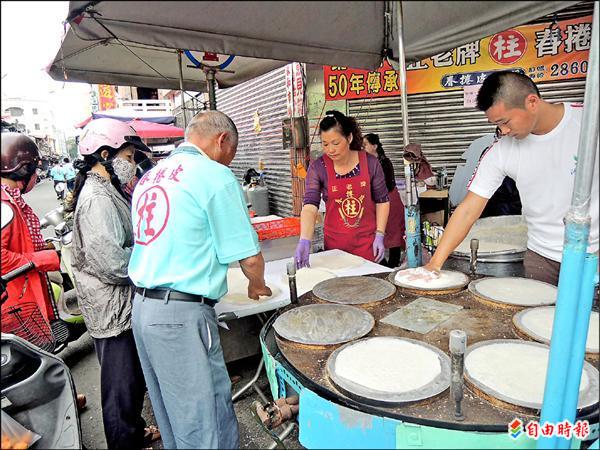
[468,103,599,262]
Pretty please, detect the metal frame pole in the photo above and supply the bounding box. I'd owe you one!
[177,49,188,127]
[396,0,422,267]
[206,69,217,110]
[537,4,599,449]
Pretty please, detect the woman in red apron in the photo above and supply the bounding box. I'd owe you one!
[294,110,390,267]
[363,133,406,268]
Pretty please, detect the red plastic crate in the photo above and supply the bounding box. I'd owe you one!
[253,217,301,241]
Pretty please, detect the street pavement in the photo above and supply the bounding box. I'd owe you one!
[23,178,302,449]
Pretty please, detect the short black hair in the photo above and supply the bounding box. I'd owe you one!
[476,71,541,112]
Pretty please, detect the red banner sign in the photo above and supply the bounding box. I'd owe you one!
[98,84,116,111]
[324,15,592,100]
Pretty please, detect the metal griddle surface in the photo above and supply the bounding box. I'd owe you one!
[273,273,600,428]
[312,276,396,305]
[273,304,374,345]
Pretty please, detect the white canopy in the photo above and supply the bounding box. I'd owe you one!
[47,22,289,90]
[62,1,579,71]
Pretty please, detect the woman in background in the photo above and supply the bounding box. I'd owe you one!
[363,133,405,267]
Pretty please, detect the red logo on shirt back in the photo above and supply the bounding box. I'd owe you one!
[134,186,170,245]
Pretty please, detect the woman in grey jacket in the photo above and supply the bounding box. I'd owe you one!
[67,118,159,449]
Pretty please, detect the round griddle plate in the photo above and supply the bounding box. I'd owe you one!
[388,270,470,295]
[468,277,557,309]
[327,336,450,407]
[273,304,374,346]
[464,339,600,413]
[312,276,396,305]
[513,307,599,356]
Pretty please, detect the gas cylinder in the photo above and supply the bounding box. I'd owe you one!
[247,183,270,216]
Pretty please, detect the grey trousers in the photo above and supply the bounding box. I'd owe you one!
[131,293,239,449]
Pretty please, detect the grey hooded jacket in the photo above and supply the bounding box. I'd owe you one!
[71,173,133,339]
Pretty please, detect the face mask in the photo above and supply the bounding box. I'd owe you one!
[112,158,136,184]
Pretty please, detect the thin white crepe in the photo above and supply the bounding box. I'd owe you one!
[474,277,556,306]
[519,307,599,353]
[334,337,441,393]
[280,268,336,294]
[394,268,468,290]
[466,341,589,406]
[221,267,280,304]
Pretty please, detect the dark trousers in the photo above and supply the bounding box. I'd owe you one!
[93,329,147,450]
[524,249,599,305]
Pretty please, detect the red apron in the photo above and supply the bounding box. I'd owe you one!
[384,187,406,249]
[323,151,377,261]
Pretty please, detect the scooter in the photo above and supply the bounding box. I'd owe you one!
[39,206,84,329]
[1,262,82,449]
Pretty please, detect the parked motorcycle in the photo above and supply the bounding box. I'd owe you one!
[1,263,82,449]
[39,206,85,330]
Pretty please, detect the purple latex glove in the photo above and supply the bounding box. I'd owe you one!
[295,238,311,269]
[373,232,385,263]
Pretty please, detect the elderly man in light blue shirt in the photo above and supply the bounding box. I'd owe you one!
[128,110,271,449]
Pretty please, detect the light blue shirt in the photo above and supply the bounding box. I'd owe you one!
[128,143,260,300]
[50,165,65,181]
[63,163,76,180]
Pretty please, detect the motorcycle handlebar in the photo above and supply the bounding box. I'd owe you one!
[1,262,36,283]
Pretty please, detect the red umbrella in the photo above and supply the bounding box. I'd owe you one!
[127,119,184,139]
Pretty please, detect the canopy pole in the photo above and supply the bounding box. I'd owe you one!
[396,0,422,267]
[206,69,217,110]
[177,49,188,128]
[538,4,599,449]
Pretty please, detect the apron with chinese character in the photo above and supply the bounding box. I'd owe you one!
[323,151,377,261]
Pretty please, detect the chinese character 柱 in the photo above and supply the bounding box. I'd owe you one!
[493,34,524,61]
[535,27,563,57]
[456,42,481,66]
[564,23,592,53]
[136,191,158,239]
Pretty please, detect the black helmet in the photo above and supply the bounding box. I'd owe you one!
[1,133,41,180]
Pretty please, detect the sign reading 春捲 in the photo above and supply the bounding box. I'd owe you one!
[324,15,592,100]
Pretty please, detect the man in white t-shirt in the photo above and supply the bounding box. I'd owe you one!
[422,70,599,286]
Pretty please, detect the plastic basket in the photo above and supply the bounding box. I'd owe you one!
[253,217,301,241]
[1,302,56,352]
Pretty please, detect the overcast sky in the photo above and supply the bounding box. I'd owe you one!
[1,1,92,134]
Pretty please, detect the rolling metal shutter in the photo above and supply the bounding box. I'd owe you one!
[348,1,592,182]
[215,66,293,216]
[348,79,586,182]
